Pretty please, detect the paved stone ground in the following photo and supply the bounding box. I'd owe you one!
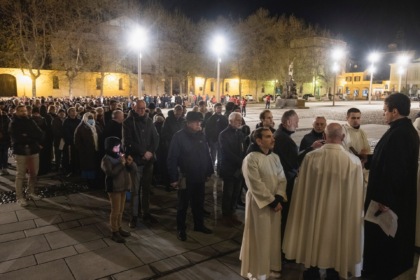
[0,100,419,280]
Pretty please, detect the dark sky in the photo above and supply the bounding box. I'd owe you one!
[157,0,420,60]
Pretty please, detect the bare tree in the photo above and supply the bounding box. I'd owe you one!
[0,0,60,97]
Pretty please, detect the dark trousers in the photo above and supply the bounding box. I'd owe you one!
[176,182,205,231]
[53,140,62,169]
[0,143,9,169]
[222,176,242,216]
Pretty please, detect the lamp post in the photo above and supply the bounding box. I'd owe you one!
[397,54,409,92]
[368,52,380,104]
[129,27,148,99]
[212,35,226,103]
[331,48,344,106]
[332,62,339,106]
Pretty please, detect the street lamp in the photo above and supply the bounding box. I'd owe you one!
[331,48,344,106]
[368,52,380,104]
[397,54,409,92]
[129,27,148,99]
[212,35,226,103]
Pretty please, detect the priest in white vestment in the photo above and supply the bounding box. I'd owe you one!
[283,123,364,279]
[240,127,287,280]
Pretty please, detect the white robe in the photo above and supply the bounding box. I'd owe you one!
[283,144,364,279]
[240,151,287,279]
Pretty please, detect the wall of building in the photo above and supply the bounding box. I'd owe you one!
[0,68,164,98]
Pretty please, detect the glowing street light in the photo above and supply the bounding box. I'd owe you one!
[331,48,344,106]
[397,54,409,92]
[368,52,380,104]
[212,35,226,103]
[129,27,148,99]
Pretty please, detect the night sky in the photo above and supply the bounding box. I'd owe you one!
[157,0,420,60]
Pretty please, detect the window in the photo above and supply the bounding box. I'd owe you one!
[96,78,101,90]
[52,76,59,89]
[354,76,361,82]
[345,77,352,82]
[210,82,214,92]
[261,86,265,93]
[119,78,123,90]
[225,82,229,92]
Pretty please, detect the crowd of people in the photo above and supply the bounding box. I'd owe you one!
[0,93,419,280]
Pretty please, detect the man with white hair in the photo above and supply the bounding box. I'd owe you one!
[218,112,245,227]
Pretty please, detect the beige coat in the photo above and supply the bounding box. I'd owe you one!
[240,151,287,279]
[283,144,364,279]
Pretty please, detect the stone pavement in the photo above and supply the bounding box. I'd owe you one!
[0,100,418,280]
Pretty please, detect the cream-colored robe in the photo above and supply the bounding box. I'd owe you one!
[413,118,420,248]
[240,150,287,279]
[282,144,363,279]
[342,124,371,155]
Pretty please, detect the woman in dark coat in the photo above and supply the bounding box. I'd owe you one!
[74,112,102,188]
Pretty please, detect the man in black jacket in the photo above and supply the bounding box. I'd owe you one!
[9,105,44,207]
[0,108,10,176]
[218,112,245,227]
[122,100,159,228]
[160,105,185,190]
[363,93,419,279]
[204,103,228,169]
[167,111,214,241]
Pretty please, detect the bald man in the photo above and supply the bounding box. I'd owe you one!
[283,123,364,280]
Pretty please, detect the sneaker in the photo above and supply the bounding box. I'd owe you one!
[17,199,28,207]
[111,232,126,243]
[28,193,42,201]
[119,228,131,237]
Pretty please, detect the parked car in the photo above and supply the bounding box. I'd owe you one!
[245,94,254,101]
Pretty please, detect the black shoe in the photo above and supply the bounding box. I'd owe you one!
[143,213,158,224]
[119,228,131,237]
[194,226,213,234]
[111,232,126,243]
[129,216,137,228]
[177,231,187,241]
[303,267,320,280]
[325,269,339,280]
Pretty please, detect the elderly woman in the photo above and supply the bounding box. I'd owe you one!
[74,112,102,188]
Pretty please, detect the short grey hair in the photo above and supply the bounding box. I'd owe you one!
[228,112,242,122]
